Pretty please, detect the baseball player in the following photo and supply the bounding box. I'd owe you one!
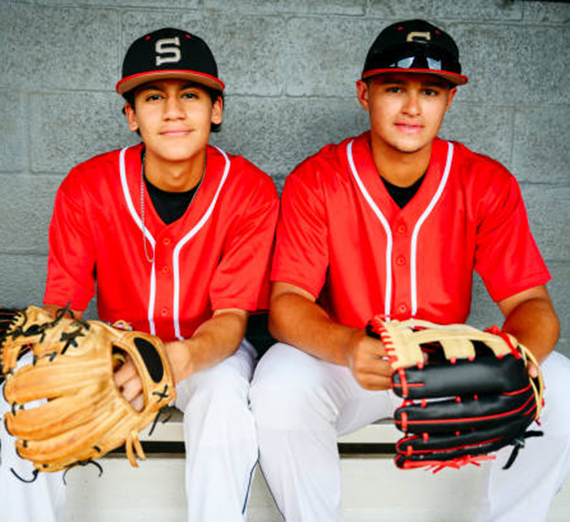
[0,27,279,522]
[250,19,570,521]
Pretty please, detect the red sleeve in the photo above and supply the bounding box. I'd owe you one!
[209,174,279,312]
[44,171,96,311]
[271,161,329,299]
[474,168,550,302]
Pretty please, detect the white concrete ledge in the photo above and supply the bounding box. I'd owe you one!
[139,408,399,445]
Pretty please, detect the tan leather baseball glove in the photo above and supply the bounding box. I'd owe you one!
[0,305,175,474]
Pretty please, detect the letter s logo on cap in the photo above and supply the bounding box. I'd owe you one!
[155,37,181,66]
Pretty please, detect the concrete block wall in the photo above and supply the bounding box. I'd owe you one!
[0,0,568,354]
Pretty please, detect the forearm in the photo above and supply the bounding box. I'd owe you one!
[269,291,361,367]
[502,296,560,364]
[166,309,248,384]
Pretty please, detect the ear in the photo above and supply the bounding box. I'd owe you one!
[211,95,223,126]
[445,87,457,112]
[125,102,139,132]
[356,79,370,111]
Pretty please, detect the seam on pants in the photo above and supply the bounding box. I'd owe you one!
[241,452,259,515]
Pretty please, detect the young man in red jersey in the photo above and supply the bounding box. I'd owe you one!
[0,28,279,522]
[251,19,570,521]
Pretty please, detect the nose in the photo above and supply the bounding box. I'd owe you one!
[402,91,421,117]
[163,95,185,120]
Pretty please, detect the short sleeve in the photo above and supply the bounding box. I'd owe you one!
[44,174,96,310]
[271,163,330,299]
[474,172,550,302]
[209,177,279,312]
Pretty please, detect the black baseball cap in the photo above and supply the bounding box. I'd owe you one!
[116,28,225,95]
[362,20,468,86]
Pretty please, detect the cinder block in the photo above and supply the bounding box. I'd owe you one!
[522,1,570,23]
[558,338,569,360]
[467,273,504,329]
[284,17,382,97]
[205,0,366,16]
[30,92,126,174]
[367,0,522,21]
[439,101,514,168]
[0,91,26,172]
[209,96,369,178]
[0,174,59,255]
[547,262,570,342]
[0,3,119,91]
[520,184,570,262]
[448,22,570,105]
[121,11,288,96]
[0,254,48,307]
[469,266,570,344]
[36,0,199,7]
[512,107,570,184]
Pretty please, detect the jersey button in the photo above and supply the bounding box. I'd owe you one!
[162,237,171,246]
[397,224,407,234]
[161,266,170,276]
[160,307,169,317]
[398,304,408,314]
[396,256,406,266]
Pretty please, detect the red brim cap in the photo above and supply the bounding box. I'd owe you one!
[116,69,225,94]
[117,28,225,95]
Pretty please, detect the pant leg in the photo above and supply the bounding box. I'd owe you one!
[0,354,66,522]
[175,340,258,522]
[250,342,400,522]
[477,351,570,522]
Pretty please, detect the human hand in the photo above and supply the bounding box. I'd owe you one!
[346,329,393,390]
[114,354,144,412]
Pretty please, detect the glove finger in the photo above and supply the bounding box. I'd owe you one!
[15,402,135,471]
[394,386,539,433]
[392,355,529,399]
[4,387,114,440]
[3,358,108,404]
[395,416,532,464]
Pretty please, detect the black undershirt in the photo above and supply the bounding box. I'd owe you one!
[144,176,199,225]
[381,173,426,208]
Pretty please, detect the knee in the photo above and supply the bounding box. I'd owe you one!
[181,364,252,430]
[250,343,336,430]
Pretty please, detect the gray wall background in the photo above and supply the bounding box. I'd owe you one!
[0,0,569,355]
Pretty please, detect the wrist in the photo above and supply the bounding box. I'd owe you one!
[165,340,194,384]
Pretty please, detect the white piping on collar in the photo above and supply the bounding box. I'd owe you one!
[119,147,157,334]
[346,140,393,319]
[172,146,231,341]
[410,141,454,317]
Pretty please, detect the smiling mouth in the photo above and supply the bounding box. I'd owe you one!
[161,130,191,137]
[395,123,423,133]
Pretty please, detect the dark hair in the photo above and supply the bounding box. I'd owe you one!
[122,85,224,133]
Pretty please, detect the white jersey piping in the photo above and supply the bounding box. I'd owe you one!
[119,147,157,334]
[346,140,393,319]
[172,146,231,340]
[410,141,454,317]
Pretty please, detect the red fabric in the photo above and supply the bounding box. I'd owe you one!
[45,143,279,342]
[272,132,549,328]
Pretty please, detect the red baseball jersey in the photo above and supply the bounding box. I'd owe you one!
[45,143,279,342]
[272,132,550,329]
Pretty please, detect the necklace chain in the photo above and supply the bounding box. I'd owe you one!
[140,152,154,264]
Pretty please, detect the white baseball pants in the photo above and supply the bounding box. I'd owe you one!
[0,340,259,522]
[250,343,570,522]
[0,351,67,522]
